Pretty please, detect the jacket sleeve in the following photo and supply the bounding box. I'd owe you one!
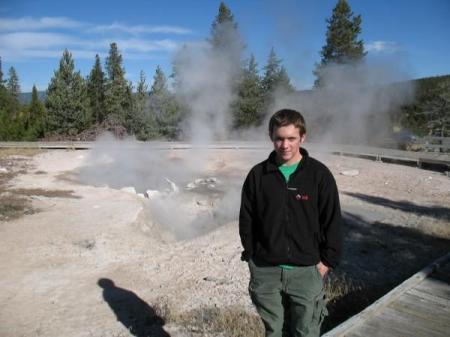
[318,169,342,268]
[239,170,256,261]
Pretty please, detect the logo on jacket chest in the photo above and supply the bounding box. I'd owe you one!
[287,187,310,201]
[295,193,309,201]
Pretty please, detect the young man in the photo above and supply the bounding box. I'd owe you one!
[239,109,342,337]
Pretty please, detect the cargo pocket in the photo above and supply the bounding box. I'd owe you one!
[312,291,328,327]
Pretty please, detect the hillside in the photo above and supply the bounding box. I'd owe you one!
[19,90,46,104]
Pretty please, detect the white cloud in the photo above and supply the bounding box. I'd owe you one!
[0,32,80,49]
[0,16,193,35]
[0,31,179,61]
[110,38,179,52]
[366,40,401,53]
[0,16,188,62]
[0,16,84,31]
[88,22,192,35]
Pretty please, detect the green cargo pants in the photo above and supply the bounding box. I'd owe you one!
[248,259,328,337]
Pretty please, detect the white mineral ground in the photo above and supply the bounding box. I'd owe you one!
[0,148,449,336]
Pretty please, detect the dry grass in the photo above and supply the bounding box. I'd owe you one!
[324,272,362,304]
[10,188,80,199]
[147,272,377,336]
[0,193,36,221]
[155,302,264,337]
[0,148,43,159]
[0,152,32,221]
[0,148,76,221]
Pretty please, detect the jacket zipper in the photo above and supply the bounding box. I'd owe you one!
[285,177,291,261]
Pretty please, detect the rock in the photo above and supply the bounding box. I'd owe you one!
[340,169,360,177]
[145,189,161,199]
[196,199,211,207]
[186,177,222,190]
[164,178,179,193]
[121,186,137,194]
[74,239,95,250]
[0,167,8,173]
[185,182,196,190]
[137,193,145,198]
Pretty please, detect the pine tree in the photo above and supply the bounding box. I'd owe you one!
[262,48,294,98]
[136,70,148,112]
[87,54,106,124]
[45,49,90,136]
[420,80,450,137]
[5,66,21,117]
[104,43,131,126]
[0,80,19,140]
[210,1,238,52]
[0,56,4,86]
[149,66,180,139]
[233,54,264,128]
[262,48,281,95]
[314,0,366,87]
[209,1,245,76]
[131,70,158,140]
[24,85,46,139]
[0,63,24,140]
[209,1,246,134]
[6,67,20,101]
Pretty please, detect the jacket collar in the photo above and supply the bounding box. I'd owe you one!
[265,147,309,173]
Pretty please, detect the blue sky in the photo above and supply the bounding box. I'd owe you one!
[1,0,449,92]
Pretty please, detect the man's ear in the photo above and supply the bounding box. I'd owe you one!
[300,133,306,144]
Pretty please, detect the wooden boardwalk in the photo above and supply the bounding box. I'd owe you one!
[1,141,449,172]
[323,253,450,337]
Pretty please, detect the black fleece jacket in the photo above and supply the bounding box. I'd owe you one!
[239,148,342,268]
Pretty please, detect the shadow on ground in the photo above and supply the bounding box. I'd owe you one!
[345,191,450,222]
[322,201,450,333]
[98,278,169,337]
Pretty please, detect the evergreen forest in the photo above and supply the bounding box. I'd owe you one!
[0,0,448,142]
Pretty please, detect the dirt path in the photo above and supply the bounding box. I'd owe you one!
[0,148,449,336]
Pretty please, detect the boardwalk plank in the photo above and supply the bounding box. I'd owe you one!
[358,312,437,337]
[407,287,450,308]
[371,307,447,336]
[414,277,450,299]
[343,324,391,337]
[323,253,450,337]
[390,292,450,323]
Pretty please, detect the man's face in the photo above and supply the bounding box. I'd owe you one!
[271,124,305,165]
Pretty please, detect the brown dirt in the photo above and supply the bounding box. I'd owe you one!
[0,147,449,337]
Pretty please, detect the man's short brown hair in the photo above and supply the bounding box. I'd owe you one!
[269,109,306,139]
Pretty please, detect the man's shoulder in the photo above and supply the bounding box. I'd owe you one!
[306,156,335,179]
[247,158,268,176]
[307,156,328,171]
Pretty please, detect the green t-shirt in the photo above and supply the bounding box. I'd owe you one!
[278,161,300,270]
[278,161,300,182]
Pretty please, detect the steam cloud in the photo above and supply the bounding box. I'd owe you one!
[174,20,244,143]
[78,133,244,240]
[269,61,414,145]
[79,13,415,240]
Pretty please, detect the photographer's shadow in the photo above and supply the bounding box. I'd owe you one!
[98,278,169,337]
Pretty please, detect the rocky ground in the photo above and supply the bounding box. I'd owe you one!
[0,146,449,337]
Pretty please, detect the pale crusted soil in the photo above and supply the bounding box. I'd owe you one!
[0,147,449,337]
